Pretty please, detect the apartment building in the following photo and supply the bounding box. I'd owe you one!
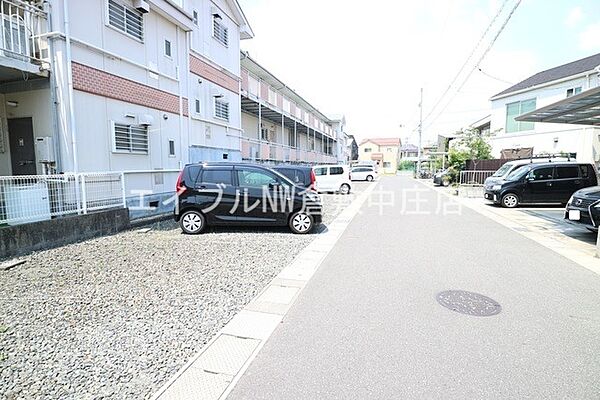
[0,0,253,196]
[239,52,338,165]
[490,53,600,164]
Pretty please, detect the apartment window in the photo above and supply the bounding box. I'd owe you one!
[193,10,199,25]
[168,139,175,156]
[505,98,536,133]
[387,147,392,152]
[213,15,228,47]
[566,87,582,98]
[214,98,229,120]
[195,99,201,114]
[113,123,148,154]
[260,124,269,141]
[364,148,372,152]
[383,162,391,168]
[108,0,144,41]
[164,39,172,57]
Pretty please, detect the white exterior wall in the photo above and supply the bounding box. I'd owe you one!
[490,74,600,163]
[0,90,53,175]
[186,0,241,76]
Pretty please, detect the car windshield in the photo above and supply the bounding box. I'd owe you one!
[493,163,514,177]
[505,165,530,181]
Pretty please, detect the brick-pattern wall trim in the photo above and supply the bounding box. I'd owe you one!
[72,62,189,116]
[189,55,239,94]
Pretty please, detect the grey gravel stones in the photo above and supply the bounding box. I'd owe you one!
[0,183,368,400]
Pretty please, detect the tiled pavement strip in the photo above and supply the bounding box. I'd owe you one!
[420,180,600,276]
[150,182,379,400]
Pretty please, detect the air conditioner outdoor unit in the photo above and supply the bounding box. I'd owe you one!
[132,0,150,13]
[4,181,51,225]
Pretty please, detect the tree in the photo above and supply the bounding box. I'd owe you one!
[446,128,492,181]
[447,128,492,171]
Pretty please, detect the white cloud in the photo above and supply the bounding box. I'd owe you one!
[579,23,600,51]
[565,6,583,28]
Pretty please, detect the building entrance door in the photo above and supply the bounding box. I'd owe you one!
[8,117,36,175]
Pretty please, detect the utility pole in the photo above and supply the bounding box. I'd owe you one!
[417,88,423,177]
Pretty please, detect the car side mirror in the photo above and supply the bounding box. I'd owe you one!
[526,177,534,182]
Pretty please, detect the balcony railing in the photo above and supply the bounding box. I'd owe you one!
[241,138,337,164]
[0,0,48,66]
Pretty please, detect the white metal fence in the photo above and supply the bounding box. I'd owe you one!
[0,172,125,226]
[459,170,496,186]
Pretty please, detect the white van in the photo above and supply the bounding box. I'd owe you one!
[313,165,352,194]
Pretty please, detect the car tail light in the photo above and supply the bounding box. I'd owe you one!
[310,169,316,189]
[175,169,186,194]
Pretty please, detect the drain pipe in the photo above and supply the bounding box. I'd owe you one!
[62,0,78,173]
[45,1,61,174]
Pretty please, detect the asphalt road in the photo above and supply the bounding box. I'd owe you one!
[228,175,600,399]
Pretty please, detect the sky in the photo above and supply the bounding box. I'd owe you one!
[238,0,600,145]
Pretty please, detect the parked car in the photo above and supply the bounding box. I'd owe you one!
[484,163,597,208]
[565,186,600,232]
[272,165,315,189]
[174,163,322,234]
[313,165,352,194]
[432,169,451,186]
[350,166,377,181]
[484,157,575,190]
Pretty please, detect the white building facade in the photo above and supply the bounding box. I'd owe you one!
[490,53,600,165]
[0,0,253,194]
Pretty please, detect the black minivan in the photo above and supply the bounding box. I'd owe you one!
[272,165,315,188]
[174,163,322,234]
[484,162,597,208]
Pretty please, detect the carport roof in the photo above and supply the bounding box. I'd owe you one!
[516,85,600,126]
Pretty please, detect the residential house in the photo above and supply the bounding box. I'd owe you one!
[239,52,337,165]
[490,53,600,165]
[400,143,418,160]
[470,115,491,135]
[358,138,402,174]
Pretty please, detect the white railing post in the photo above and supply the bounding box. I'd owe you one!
[73,173,82,215]
[120,172,127,209]
[80,174,87,214]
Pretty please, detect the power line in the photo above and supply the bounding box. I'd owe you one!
[423,0,523,132]
[421,0,512,124]
[477,67,514,85]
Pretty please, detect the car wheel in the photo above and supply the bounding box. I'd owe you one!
[180,210,206,234]
[339,183,351,194]
[366,175,374,182]
[289,211,314,234]
[501,193,519,208]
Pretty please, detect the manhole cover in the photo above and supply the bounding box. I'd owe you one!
[436,290,501,317]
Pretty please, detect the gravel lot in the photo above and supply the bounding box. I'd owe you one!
[0,182,371,400]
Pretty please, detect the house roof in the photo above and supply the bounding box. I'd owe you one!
[359,137,402,146]
[492,52,600,99]
[400,144,418,151]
